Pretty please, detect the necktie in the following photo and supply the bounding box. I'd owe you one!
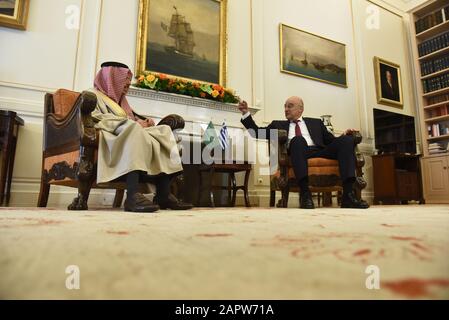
[293,120,302,137]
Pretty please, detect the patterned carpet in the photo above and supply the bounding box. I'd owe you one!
[0,205,448,299]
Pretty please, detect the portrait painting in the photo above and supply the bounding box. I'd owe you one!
[0,0,29,30]
[374,57,403,108]
[136,0,227,85]
[279,23,347,87]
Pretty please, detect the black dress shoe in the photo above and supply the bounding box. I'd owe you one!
[341,192,370,209]
[124,193,160,213]
[154,193,193,210]
[300,192,315,209]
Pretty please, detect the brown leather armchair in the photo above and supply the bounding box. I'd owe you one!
[269,130,367,208]
[38,89,185,210]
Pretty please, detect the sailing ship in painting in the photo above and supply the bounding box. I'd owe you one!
[160,6,195,58]
[147,4,219,84]
[284,46,346,86]
[286,49,345,75]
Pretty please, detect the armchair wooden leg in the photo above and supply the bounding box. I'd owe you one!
[37,178,50,207]
[281,186,289,208]
[270,190,275,207]
[68,147,95,210]
[113,189,124,208]
[37,157,50,207]
[68,180,93,210]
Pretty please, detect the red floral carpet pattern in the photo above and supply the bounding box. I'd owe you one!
[0,205,448,299]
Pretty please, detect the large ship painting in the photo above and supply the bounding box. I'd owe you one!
[161,6,195,58]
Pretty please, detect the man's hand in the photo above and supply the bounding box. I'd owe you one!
[344,128,359,135]
[137,117,155,128]
[238,100,249,115]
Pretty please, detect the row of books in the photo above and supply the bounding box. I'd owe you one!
[415,7,444,34]
[426,104,449,118]
[427,122,449,138]
[428,142,448,154]
[418,31,449,57]
[422,73,449,93]
[427,93,449,105]
[420,55,449,76]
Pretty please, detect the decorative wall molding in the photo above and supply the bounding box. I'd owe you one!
[0,81,56,93]
[0,97,43,119]
[128,87,260,115]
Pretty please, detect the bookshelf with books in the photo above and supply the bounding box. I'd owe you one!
[411,0,449,203]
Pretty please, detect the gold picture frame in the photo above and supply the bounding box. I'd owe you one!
[136,0,228,86]
[374,57,403,108]
[279,23,347,88]
[0,0,30,30]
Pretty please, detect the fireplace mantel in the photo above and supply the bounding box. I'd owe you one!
[128,87,260,116]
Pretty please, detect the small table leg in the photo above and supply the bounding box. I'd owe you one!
[230,172,237,207]
[243,169,251,207]
[0,122,12,206]
[209,168,215,207]
[197,170,203,206]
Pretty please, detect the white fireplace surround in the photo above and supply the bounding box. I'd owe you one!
[127,87,260,133]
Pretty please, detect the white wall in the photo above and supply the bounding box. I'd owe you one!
[253,0,360,131]
[0,0,420,207]
[352,0,418,138]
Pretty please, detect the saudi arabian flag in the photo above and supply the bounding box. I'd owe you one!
[202,121,221,149]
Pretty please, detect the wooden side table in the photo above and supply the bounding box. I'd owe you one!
[0,110,24,206]
[197,162,252,207]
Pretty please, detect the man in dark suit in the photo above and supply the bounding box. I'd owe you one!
[238,96,369,209]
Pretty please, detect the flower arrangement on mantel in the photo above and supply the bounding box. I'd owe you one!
[134,72,239,104]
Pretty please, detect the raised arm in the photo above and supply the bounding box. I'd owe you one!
[238,100,275,140]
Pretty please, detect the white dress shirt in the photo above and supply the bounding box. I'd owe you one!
[288,116,315,146]
[242,112,315,146]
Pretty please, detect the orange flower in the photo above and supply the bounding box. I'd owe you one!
[220,91,225,98]
[158,73,168,80]
[137,75,145,82]
[212,84,223,91]
[211,90,220,98]
[146,74,156,82]
[193,82,200,88]
[200,92,206,98]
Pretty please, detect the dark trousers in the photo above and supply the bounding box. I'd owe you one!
[125,171,171,201]
[289,135,356,183]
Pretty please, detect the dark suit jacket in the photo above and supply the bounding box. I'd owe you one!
[241,115,335,147]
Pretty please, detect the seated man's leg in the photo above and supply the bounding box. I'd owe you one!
[124,170,160,213]
[309,135,368,209]
[152,174,193,210]
[289,136,314,209]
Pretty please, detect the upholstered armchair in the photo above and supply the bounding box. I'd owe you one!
[270,129,367,208]
[38,89,185,210]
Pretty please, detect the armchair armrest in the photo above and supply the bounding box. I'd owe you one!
[345,131,362,145]
[157,114,185,131]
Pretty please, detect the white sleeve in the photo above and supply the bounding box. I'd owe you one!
[241,111,251,120]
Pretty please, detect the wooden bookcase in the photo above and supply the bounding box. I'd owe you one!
[410,0,449,203]
[373,108,416,154]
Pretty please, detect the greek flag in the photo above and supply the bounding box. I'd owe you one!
[219,121,230,150]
